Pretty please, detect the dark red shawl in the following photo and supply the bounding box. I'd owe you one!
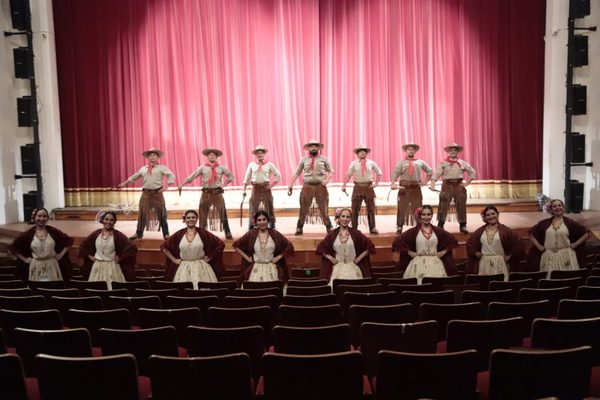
[527,216,591,271]
[233,228,295,283]
[392,225,458,275]
[465,224,523,274]
[161,227,225,281]
[9,225,74,281]
[316,227,376,280]
[78,229,138,280]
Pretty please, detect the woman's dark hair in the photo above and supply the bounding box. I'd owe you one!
[182,209,199,221]
[99,211,118,223]
[31,208,49,223]
[253,210,270,223]
[482,205,499,216]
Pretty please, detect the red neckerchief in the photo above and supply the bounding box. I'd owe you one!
[147,163,155,175]
[257,160,266,172]
[405,156,415,176]
[360,158,367,176]
[309,155,317,170]
[445,157,461,167]
[205,161,219,185]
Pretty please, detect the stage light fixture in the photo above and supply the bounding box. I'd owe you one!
[570,85,587,115]
[9,0,30,31]
[571,35,588,67]
[17,96,37,127]
[13,47,33,79]
[570,0,590,19]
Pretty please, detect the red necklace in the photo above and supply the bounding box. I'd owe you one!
[420,225,433,240]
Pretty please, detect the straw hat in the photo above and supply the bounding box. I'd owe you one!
[353,144,371,154]
[443,142,464,152]
[401,143,420,152]
[142,148,163,158]
[251,145,268,155]
[202,148,223,157]
[303,139,324,150]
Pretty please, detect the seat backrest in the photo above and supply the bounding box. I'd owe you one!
[422,275,465,288]
[277,304,343,328]
[133,288,179,301]
[262,351,363,400]
[222,295,279,310]
[37,353,139,400]
[586,276,600,287]
[286,279,328,287]
[377,277,418,287]
[332,278,375,291]
[180,288,229,299]
[348,303,414,346]
[34,287,80,298]
[138,307,202,343]
[197,280,238,291]
[538,277,583,294]
[0,353,27,400]
[205,306,272,341]
[0,295,46,311]
[285,285,331,296]
[28,280,66,290]
[164,295,219,316]
[272,324,350,355]
[371,271,406,280]
[99,326,179,376]
[335,283,387,302]
[281,293,336,307]
[111,280,150,291]
[242,280,284,290]
[82,288,129,302]
[14,327,92,377]
[66,308,132,346]
[558,298,600,319]
[104,295,161,325]
[67,279,108,291]
[0,288,33,297]
[531,317,600,364]
[550,269,589,279]
[464,274,505,290]
[360,321,438,378]
[388,283,437,294]
[518,287,571,315]
[150,280,194,290]
[289,268,320,279]
[233,287,283,300]
[401,290,455,319]
[509,271,546,283]
[461,289,517,307]
[577,285,600,300]
[488,346,592,400]
[148,353,252,400]
[446,317,526,371]
[489,278,534,291]
[0,280,26,289]
[0,309,62,347]
[376,349,479,400]
[48,296,103,320]
[342,291,399,317]
[185,325,265,379]
[487,300,552,333]
[418,302,485,340]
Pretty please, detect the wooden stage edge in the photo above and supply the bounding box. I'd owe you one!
[2,200,600,269]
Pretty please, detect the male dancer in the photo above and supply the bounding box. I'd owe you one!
[288,139,334,235]
[179,148,234,239]
[391,143,432,234]
[342,144,382,234]
[243,145,281,230]
[429,142,477,233]
[117,147,175,240]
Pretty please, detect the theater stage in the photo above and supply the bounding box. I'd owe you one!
[1,199,599,270]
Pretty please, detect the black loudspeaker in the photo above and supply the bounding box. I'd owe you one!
[570,0,590,19]
[20,144,37,174]
[9,0,30,31]
[13,47,33,79]
[572,35,588,67]
[571,134,585,163]
[17,96,37,127]
[571,85,587,115]
[23,191,38,222]
[569,180,584,213]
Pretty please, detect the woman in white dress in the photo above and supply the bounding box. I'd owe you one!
[528,199,591,277]
[10,208,73,281]
[79,211,137,288]
[392,205,458,284]
[233,211,294,283]
[466,206,521,280]
[316,208,375,285]
[162,210,225,288]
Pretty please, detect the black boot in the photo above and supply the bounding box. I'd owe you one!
[438,221,445,229]
[459,223,469,234]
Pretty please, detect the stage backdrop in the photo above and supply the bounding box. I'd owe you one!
[52,0,545,206]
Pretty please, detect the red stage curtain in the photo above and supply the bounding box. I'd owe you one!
[52,0,545,190]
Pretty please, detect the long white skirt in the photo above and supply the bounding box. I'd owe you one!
[248,262,279,282]
[329,262,363,285]
[29,258,63,281]
[174,259,218,289]
[403,255,447,284]
[479,255,509,281]
[89,260,125,290]
[540,247,579,278]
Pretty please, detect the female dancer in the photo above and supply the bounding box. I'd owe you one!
[392,205,457,283]
[316,208,375,284]
[233,211,294,283]
[79,211,137,287]
[162,210,225,287]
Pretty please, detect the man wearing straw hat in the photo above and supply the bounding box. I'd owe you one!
[391,143,432,234]
[288,139,334,235]
[429,142,476,234]
[242,145,281,230]
[117,147,176,240]
[179,148,234,240]
[342,144,382,234]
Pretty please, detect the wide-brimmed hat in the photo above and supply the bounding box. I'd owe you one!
[402,143,420,152]
[443,142,463,152]
[202,148,223,157]
[142,148,163,158]
[353,144,371,154]
[303,139,324,150]
[251,145,268,155]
